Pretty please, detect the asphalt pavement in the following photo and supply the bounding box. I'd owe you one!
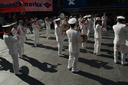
[0,29,128,85]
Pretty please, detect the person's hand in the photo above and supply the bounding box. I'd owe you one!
[17,36,20,41]
[17,30,20,34]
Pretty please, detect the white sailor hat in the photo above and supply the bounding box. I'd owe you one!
[96,17,101,21]
[117,16,125,20]
[2,24,12,28]
[54,18,60,22]
[45,17,49,20]
[68,18,77,24]
[87,15,91,18]
[11,22,17,26]
[70,16,73,18]
[19,20,23,23]
[65,16,68,18]
[83,16,87,19]
[81,18,85,22]
[32,19,36,22]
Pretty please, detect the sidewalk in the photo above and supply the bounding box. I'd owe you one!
[0,29,128,85]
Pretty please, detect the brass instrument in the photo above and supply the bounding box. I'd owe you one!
[36,20,41,26]
[61,24,70,32]
[75,26,88,42]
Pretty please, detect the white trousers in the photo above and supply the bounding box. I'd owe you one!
[68,52,79,71]
[34,32,39,46]
[46,28,51,39]
[103,27,107,31]
[17,43,24,57]
[114,44,126,64]
[82,42,86,48]
[20,36,24,55]
[94,38,101,55]
[21,35,26,43]
[11,54,19,73]
[87,28,91,38]
[57,39,64,55]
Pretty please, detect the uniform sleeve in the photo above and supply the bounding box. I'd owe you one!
[80,24,83,30]
[76,31,82,43]
[11,29,16,36]
[8,36,18,42]
[55,27,61,35]
[32,24,35,30]
[124,25,128,32]
[95,25,99,32]
[45,22,48,28]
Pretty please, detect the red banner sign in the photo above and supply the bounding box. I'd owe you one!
[0,0,53,13]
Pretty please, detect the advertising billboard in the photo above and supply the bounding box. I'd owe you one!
[0,0,53,13]
[64,0,128,8]
[64,0,80,8]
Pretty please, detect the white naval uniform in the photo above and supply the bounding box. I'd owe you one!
[113,23,128,64]
[55,25,64,55]
[45,21,51,39]
[93,17,97,29]
[11,28,24,57]
[66,28,82,71]
[87,18,93,37]
[102,16,107,31]
[61,19,68,39]
[80,23,87,48]
[32,23,40,46]
[3,33,20,74]
[18,24,26,42]
[78,18,82,28]
[11,28,17,36]
[94,24,102,55]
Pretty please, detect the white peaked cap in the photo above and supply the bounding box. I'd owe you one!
[11,22,17,26]
[19,20,23,23]
[2,24,12,28]
[96,17,101,21]
[32,19,36,22]
[54,18,60,22]
[68,18,77,24]
[117,16,125,20]
[87,15,91,17]
[83,15,87,19]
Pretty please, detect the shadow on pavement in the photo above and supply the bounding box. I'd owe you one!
[21,55,60,73]
[0,57,13,73]
[62,55,113,69]
[17,66,45,85]
[76,71,128,85]
[25,42,58,51]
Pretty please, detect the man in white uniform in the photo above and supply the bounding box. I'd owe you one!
[113,16,128,65]
[94,17,102,56]
[87,15,93,37]
[18,20,26,43]
[66,18,83,73]
[11,22,24,58]
[55,18,65,57]
[93,14,97,28]
[80,18,87,49]
[78,15,82,29]
[32,19,40,47]
[3,24,22,75]
[11,22,17,36]
[45,17,51,39]
[102,13,107,31]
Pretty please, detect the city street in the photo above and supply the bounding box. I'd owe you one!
[0,29,128,85]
